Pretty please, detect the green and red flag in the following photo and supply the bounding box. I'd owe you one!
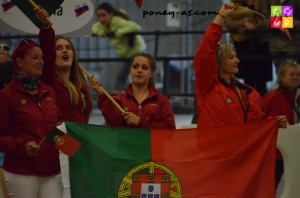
[65,119,278,198]
[47,127,81,157]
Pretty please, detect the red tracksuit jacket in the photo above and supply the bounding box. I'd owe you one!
[193,23,265,128]
[39,27,92,123]
[97,84,176,129]
[0,77,60,176]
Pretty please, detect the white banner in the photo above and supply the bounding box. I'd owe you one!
[0,0,95,36]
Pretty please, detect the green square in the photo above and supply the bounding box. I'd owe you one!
[271,6,282,17]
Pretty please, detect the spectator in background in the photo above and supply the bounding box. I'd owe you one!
[92,2,147,93]
[0,43,14,90]
[89,53,176,129]
[262,59,300,188]
[224,0,272,96]
[193,2,287,128]
[0,38,62,198]
[261,0,300,73]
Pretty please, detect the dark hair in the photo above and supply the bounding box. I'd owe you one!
[96,2,128,20]
[130,53,156,86]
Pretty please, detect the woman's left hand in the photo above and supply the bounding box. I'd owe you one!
[123,112,140,126]
[276,115,288,128]
[25,141,41,157]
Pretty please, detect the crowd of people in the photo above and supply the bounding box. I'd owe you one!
[0,1,299,198]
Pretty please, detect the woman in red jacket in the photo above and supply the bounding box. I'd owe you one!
[193,2,287,128]
[35,8,92,124]
[0,39,62,198]
[89,53,176,129]
[262,59,300,188]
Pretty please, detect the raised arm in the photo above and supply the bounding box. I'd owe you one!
[193,3,236,96]
[34,7,56,85]
[113,17,141,37]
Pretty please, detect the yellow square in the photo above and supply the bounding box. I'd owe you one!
[282,17,293,28]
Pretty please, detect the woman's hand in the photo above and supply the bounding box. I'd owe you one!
[25,141,41,157]
[214,3,237,25]
[123,111,140,126]
[88,76,103,96]
[34,6,50,28]
[218,2,237,18]
[276,115,288,128]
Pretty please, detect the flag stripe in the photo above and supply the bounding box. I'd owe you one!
[151,119,277,197]
[2,2,15,12]
[75,5,89,17]
[66,123,152,197]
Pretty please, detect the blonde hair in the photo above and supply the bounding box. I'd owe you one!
[277,59,300,87]
[216,43,236,76]
[55,36,88,108]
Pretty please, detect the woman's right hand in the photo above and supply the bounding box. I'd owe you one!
[88,76,103,96]
[218,2,237,18]
[25,141,41,157]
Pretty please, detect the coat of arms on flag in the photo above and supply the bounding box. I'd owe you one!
[119,162,182,198]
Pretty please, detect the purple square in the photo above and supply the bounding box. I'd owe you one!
[282,6,293,17]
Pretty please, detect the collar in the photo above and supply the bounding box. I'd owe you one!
[124,84,160,99]
[219,77,253,94]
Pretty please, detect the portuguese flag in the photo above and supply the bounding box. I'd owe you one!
[65,118,278,198]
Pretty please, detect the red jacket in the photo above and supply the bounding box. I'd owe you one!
[39,28,92,123]
[0,77,60,176]
[193,23,265,128]
[97,85,176,129]
[262,88,299,125]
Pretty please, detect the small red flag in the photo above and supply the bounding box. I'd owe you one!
[134,0,143,8]
[46,128,81,157]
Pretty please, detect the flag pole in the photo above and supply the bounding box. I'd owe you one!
[27,0,53,26]
[237,6,266,18]
[79,65,125,114]
[38,136,46,146]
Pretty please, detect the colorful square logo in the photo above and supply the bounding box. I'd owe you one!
[270,5,293,28]
[282,6,293,17]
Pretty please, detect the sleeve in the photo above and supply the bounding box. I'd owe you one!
[92,23,106,36]
[113,18,141,37]
[97,94,126,126]
[139,95,176,129]
[193,23,223,96]
[262,92,280,117]
[0,90,27,156]
[39,27,56,85]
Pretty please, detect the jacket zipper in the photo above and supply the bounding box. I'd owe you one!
[30,94,47,139]
[138,105,141,117]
